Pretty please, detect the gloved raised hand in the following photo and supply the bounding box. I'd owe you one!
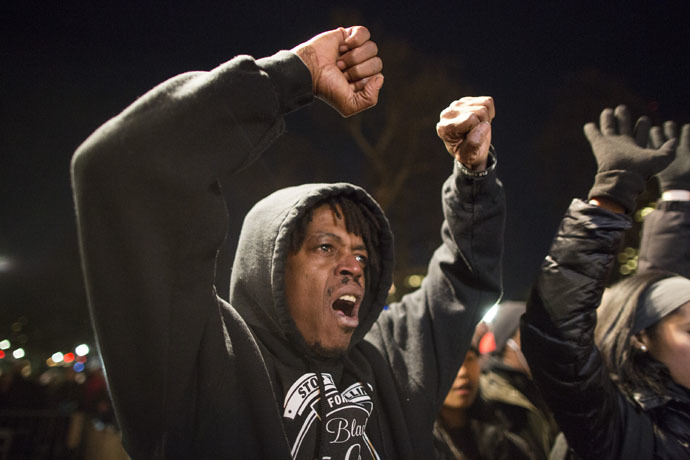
[651,122,690,192]
[585,105,676,214]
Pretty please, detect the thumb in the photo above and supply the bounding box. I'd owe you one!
[457,121,491,166]
[365,73,384,93]
[649,138,677,174]
[353,74,384,113]
[583,122,601,144]
[659,138,678,155]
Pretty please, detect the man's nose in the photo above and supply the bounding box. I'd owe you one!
[337,253,363,278]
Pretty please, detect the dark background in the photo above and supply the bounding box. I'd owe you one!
[2,1,689,361]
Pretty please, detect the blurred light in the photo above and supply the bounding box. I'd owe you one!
[75,373,86,384]
[0,256,12,273]
[13,348,25,359]
[75,344,90,356]
[11,322,22,333]
[86,355,102,371]
[635,206,655,222]
[388,283,396,296]
[479,331,496,354]
[20,363,31,378]
[0,340,9,350]
[0,350,5,359]
[52,352,64,363]
[617,253,628,264]
[64,352,75,363]
[620,265,631,275]
[481,303,500,324]
[73,362,85,373]
[77,355,87,363]
[47,358,57,367]
[626,259,638,270]
[39,371,53,386]
[405,274,424,288]
[624,247,636,258]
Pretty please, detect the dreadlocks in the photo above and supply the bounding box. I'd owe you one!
[289,195,382,285]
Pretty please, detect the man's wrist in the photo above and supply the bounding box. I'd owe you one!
[256,51,314,114]
[456,146,497,178]
[661,190,690,202]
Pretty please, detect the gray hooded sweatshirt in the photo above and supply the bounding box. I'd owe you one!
[71,50,505,459]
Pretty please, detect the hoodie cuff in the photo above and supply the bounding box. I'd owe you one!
[256,50,314,114]
[455,145,497,178]
[452,146,501,199]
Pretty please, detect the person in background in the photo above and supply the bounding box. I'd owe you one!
[521,105,690,459]
[479,301,559,460]
[638,121,690,277]
[0,360,45,411]
[433,323,534,460]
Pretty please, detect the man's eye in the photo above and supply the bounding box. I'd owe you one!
[355,254,367,265]
[318,244,333,253]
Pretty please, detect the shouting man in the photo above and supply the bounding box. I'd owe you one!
[71,26,505,459]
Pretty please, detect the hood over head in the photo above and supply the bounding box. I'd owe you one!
[229,183,395,356]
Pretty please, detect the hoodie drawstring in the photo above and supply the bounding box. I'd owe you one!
[345,357,388,460]
[307,358,328,459]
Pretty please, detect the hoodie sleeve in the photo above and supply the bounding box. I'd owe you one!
[70,51,312,456]
[638,200,690,277]
[365,159,505,422]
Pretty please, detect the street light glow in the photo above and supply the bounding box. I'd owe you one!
[75,344,90,356]
[0,256,12,273]
[13,348,25,359]
[0,340,9,350]
[52,352,64,363]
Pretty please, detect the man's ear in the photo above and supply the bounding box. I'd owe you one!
[631,331,650,353]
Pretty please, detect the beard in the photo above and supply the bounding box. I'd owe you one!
[309,339,350,359]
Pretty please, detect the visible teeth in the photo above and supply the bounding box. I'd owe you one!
[339,295,357,303]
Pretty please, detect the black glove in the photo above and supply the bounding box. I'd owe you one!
[585,105,676,214]
[651,122,690,192]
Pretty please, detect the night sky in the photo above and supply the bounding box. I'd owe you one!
[2,1,689,358]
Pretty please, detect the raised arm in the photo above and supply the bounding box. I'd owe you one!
[521,106,676,460]
[70,26,382,456]
[639,122,690,277]
[365,96,505,434]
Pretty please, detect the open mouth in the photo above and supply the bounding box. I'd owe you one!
[332,294,358,317]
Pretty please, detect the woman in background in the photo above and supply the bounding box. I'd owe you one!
[522,106,690,460]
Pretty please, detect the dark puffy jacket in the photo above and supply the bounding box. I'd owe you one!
[521,199,690,460]
[639,200,690,278]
